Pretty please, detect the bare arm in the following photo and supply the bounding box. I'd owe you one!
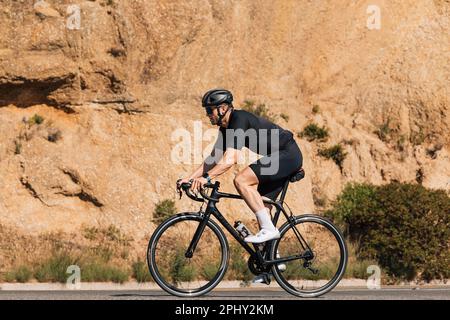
[187,148,239,192]
[188,157,216,180]
[179,129,239,191]
[206,148,239,179]
[187,132,226,180]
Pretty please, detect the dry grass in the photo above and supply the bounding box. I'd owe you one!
[0,223,380,284]
[344,242,380,280]
[0,224,138,283]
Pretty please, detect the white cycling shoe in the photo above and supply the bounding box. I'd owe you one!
[244,228,280,244]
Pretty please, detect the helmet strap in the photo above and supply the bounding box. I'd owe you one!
[217,105,232,127]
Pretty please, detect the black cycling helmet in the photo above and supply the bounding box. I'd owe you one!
[202,89,233,107]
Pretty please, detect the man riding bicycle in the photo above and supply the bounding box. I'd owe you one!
[178,89,303,244]
[152,99,345,293]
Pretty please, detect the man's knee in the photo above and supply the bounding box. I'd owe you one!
[234,169,259,191]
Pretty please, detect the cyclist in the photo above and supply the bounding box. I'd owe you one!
[178,89,303,244]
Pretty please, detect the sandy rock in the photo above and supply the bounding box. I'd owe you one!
[0,0,448,244]
[34,0,60,18]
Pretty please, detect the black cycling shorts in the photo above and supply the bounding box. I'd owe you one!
[249,140,303,200]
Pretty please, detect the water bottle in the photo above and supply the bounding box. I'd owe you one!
[234,221,252,238]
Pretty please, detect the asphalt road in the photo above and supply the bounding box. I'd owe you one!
[0,288,449,300]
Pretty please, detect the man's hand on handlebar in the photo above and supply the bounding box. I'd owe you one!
[176,177,213,202]
[190,177,208,193]
[176,178,191,189]
[176,177,208,194]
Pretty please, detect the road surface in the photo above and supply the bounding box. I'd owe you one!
[0,288,449,300]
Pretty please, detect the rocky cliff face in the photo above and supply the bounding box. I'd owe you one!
[0,0,449,241]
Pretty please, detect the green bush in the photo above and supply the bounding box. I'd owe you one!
[132,259,153,283]
[410,129,426,146]
[83,224,132,246]
[344,243,380,279]
[374,119,393,142]
[241,100,276,123]
[318,144,347,170]
[153,199,177,224]
[34,252,80,283]
[325,183,450,282]
[104,225,132,245]
[283,259,337,281]
[169,247,197,283]
[200,260,221,281]
[228,243,253,284]
[345,258,380,279]
[34,253,130,283]
[91,246,114,263]
[82,262,129,283]
[5,266,33,283]
[28,114,44,126]
[299,123,329,142]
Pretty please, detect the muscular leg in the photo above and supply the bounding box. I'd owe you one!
[234,167,278,239]
[233,167,265,213]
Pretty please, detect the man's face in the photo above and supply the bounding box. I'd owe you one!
[206,104,225,126]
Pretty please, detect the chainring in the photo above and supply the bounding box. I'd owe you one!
[247,256,271,275]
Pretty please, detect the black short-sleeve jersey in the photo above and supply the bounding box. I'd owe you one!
[215,109,294,156]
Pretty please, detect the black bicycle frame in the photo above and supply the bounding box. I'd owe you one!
[185,181,313,268]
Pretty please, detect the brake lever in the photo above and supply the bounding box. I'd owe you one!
[176,179,183,199]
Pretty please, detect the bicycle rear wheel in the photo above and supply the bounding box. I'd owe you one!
[271,214,347,298]
[147,213,229,297]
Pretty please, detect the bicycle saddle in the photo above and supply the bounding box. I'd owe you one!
[289,168,305,183]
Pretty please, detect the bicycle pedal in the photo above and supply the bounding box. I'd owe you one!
[252,273,271,285]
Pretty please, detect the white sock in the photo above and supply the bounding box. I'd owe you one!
[255,208,276,231]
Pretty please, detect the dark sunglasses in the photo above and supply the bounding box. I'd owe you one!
[205,106,217,115]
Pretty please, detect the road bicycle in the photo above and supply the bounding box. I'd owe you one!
[147,168,348,298]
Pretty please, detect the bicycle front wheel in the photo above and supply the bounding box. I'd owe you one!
[147,213,229,297]
[271,214,348,298]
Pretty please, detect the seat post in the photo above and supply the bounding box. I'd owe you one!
[278,180,290,203]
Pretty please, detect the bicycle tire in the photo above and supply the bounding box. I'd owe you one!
[270,214,348,298]
[147,213,229,297]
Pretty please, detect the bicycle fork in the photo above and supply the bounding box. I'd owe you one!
[184,212,210,258]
